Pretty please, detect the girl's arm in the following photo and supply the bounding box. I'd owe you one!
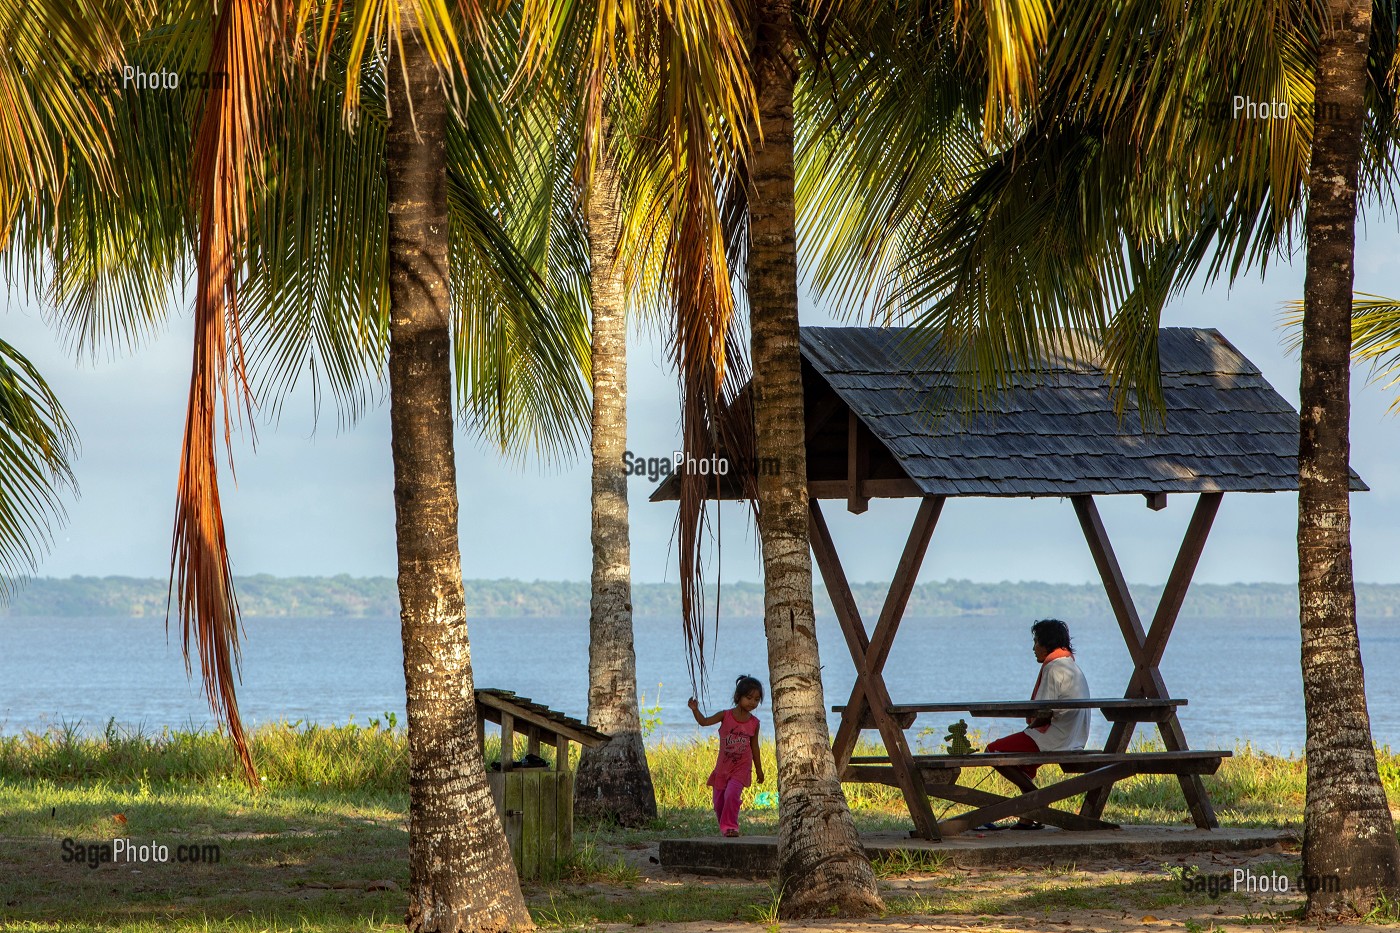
[750,723,764,783]
[687,697,725,727]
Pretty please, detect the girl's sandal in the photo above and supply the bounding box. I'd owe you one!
[722,829,741,837]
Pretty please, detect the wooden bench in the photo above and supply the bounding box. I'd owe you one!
[843,748,1230,836]
[832,698,1230,837]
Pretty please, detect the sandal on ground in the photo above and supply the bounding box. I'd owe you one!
[1012,820,1044,830]
[975,822,1005,831]
[722,829,741,837]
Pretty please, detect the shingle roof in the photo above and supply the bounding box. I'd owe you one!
[475,689,609,746]
[799,326,1365,496]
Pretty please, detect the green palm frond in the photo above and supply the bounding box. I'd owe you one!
[797,1,989,322]
[240,30,389,427]
[293,0,487,119]
[23,5,590,448]
[1283,293,1400,413]
[0,0,144,238]
[0,340,77,595]
[0,0,161,606]
[447,12,591,462]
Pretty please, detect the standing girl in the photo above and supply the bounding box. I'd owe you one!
[688,675,766,837]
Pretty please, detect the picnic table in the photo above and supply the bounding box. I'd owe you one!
[811,491,1235,841]
[833,698,1230,837]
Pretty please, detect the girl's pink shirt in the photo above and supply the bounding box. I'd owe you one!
[706,709,759,789]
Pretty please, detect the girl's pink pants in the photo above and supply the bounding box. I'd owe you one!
[711,777,745,834]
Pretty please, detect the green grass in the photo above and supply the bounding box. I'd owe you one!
[5,720,1367,830]
[2,719,1396,931]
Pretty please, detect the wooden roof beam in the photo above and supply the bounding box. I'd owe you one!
[848,410,870,514]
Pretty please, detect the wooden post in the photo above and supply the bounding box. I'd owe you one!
[1072,494,1221,828]
[501,713,515,771]
[811,496,944,839]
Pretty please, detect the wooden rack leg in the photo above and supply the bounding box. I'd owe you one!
[811,497,944,839]
[501,714,515,770]
[1074,494,1222,828]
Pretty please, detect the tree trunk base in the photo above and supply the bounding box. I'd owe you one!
[406,902,534,933]
[574,731,658,828]
[777,785,884,919]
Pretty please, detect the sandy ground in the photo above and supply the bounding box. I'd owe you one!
[568,841,1396,933]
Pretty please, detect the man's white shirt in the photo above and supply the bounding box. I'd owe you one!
[1026,656,1091,751]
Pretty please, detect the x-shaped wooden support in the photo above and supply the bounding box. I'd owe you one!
[937,763,1137,836]
[810,496,945,839]
[923,781,1118,832]
[1072,492,1224,827]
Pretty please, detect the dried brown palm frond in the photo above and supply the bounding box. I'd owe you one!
[173,0,272,788]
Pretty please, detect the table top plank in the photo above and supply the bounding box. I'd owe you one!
[848,749,1228,768]
[833,698,1187,716]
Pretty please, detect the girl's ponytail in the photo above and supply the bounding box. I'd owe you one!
[733,674,764,704]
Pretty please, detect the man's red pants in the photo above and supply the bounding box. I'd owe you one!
[985,731,1041,778]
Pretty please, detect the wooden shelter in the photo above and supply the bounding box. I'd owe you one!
[652,327,1366,839]
[475,689,608,878]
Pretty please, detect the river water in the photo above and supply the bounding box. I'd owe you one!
[3,613,1397,754]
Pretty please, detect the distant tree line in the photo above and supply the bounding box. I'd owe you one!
[2,575,1398,619]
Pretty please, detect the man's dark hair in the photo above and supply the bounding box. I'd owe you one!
[1032,619,1073,653]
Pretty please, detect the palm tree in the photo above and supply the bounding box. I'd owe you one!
[522,0,873,904]
[1294,0,1400,915]
[728,1,1047,913]
[18,2,591,927]
[742,0,882,914]
[383,8,535,928]
[574,141,659,827]
[799,0,1400,916]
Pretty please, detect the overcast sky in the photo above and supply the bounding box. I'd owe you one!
[4,215,1399,589]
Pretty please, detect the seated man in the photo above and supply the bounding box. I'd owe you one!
[982,618,1090,829]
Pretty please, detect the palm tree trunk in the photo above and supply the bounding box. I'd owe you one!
[1298,0,1400,918]
[748,0,882,918]
[575,147,659,827]
[385,13,534,932]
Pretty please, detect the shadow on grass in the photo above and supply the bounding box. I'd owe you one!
[1,781,410,933]
[881,863,1305,927]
